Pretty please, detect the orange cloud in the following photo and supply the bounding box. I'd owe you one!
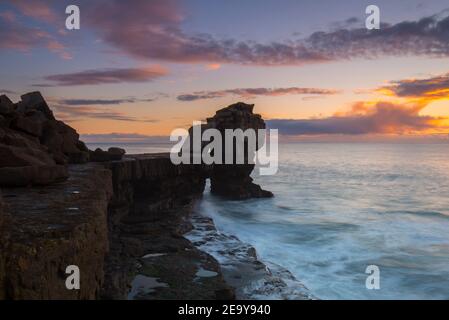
[379,73,449,102]
[268,100,448,136]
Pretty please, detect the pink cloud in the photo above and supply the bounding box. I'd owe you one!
[84,0,327,65]
[10,0,58,23]
[177,87,341,101]
[39,66,169,86]
[83,0,449,66]
[0,10,16,22]
[0,6,71,59]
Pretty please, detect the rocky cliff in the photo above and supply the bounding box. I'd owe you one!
[0,92,89,187]
[0,93,271,299]
[187,102,273,200]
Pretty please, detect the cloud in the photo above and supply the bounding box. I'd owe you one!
[0,9,70,59]
[81,133,169,143]
[305,13,449,60]
[54,105,158,123]
[0,89,17,95]
[0,11,16,23]
[38,66,168,86]
[9,0,58,23]
[177,87,340,101]
[80,0,449,65]
[267,101,447,135]
[82,0,328,65]
[59,97,156,106]
[380,73,449,99]
[4,0,449,65]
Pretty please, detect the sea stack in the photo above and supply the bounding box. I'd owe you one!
[186,102,274,200]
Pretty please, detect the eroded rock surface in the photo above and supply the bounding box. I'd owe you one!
[0,96,272,300]
[89,147,126,162]
[187,102,273,199]
[102,154,233,299]
[0,191,10,299]
[0,164,112,299]
[0,92,89,187]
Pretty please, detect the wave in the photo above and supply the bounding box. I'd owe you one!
[185,212,315,300]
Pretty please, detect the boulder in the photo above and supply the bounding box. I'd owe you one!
[89,147,126,162]
[12,111,46,137]
[0,95,15,116]
[0,144,55,167]
[16,91,55,120]
[40,120,89,164]
[107,147,126,159]
[0,92,91,186]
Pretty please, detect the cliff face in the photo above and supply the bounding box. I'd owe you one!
[0,156,233,300]
[0,191,9,299]
[102,155,232,299]
[0,94,270,299]
[0,165,112,299]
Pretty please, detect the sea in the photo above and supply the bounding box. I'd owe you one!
[88,142,449,300]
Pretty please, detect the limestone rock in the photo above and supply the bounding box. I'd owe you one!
[0,165,69,187]
[0,144,55,167]
[12,111,45,137]
[0,165,112,299]
[0,191,9,299]
[0,95,15,116]
[0,92,91,186]
[89,147,126,162]
[186,102,273,200]
[17,91,55,120]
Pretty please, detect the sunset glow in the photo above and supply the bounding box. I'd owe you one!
[1,0,449,140]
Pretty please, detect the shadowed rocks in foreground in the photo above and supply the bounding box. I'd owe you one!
[0,93,272,300]
[0,92,88,186]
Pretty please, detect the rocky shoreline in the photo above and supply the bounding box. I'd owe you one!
[187,208,314,300]
[0,92,273,300]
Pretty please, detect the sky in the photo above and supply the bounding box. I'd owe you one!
[1,0,449,142]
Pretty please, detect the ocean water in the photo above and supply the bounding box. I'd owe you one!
[91,142,449,300]
[197,143,449,300]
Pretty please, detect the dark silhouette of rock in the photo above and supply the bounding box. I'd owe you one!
[12,111,45,137]
[89,147,126,162]
[0,165,68,187]
[0,92,89,186]
[0,95,15,116]
[186,102,273,200]
[0,191,9,299]
[16,91,55,120]
[0,97,271,299]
